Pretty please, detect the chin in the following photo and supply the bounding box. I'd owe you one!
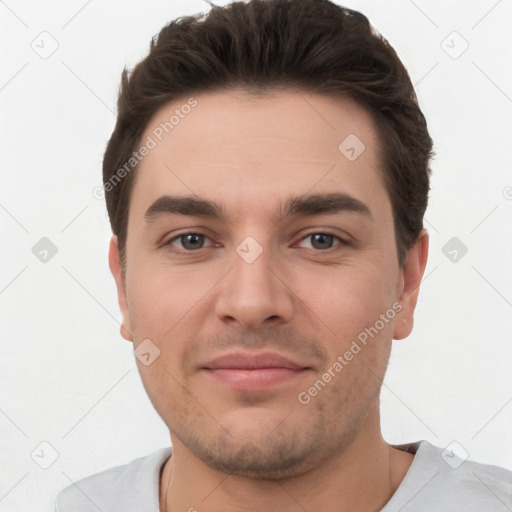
[198,440,318,480]
[173,420,332,481]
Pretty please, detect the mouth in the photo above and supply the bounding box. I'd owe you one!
[201,352,310,391]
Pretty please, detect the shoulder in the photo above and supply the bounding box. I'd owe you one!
[385,440,512,511]
[55,447,172,512]
[436,450,512,508]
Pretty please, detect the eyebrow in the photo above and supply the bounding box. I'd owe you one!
[144,192,372,223]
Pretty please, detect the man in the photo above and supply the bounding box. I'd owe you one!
[56,0,512,510]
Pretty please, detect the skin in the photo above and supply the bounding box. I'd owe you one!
[109,89,429,511]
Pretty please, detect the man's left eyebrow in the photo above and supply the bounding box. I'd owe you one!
[277,192,372,220]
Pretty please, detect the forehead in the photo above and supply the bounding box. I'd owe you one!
[130,89,389,218]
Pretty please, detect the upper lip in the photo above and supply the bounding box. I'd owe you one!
[202,352,307,370]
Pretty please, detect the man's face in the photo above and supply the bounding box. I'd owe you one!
[110,90,426,478]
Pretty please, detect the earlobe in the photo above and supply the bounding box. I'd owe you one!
[108,235,133,342]
[393,229,429,340]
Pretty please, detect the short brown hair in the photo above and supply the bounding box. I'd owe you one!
[103,0,434,270]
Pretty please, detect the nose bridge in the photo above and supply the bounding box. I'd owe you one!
[233,238,274,292]
[214,235,294,329]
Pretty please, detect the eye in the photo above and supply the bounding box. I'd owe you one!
[297,233,346,250]
[166,233,213,251]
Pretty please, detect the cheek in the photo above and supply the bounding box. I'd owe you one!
[304,263,392,317]
[126,264,219,348]
[294,263,397,353]
[298,267,395,407]
[126,268,212,413]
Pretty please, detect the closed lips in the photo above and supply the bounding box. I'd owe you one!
[202,352,308,370]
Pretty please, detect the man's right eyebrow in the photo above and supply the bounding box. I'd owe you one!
[144,195,227,222]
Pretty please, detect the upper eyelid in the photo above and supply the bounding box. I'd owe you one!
[163,229,214,243]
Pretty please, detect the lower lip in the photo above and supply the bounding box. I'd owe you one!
[204,368,307,391]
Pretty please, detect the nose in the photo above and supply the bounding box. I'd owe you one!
[214,241,295,330]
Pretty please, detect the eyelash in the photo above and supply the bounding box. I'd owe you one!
[163,231,349,252]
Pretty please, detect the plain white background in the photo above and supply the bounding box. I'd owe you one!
[1,0,511,510]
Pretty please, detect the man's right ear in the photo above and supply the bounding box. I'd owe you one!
[108,235,133,342]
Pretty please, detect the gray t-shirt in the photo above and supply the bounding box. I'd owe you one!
[55,440,512,511]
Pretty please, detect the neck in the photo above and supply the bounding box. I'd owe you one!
[159,408,414,512]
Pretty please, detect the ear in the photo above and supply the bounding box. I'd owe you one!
[393,229,429,340]
[108,235,133,342]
